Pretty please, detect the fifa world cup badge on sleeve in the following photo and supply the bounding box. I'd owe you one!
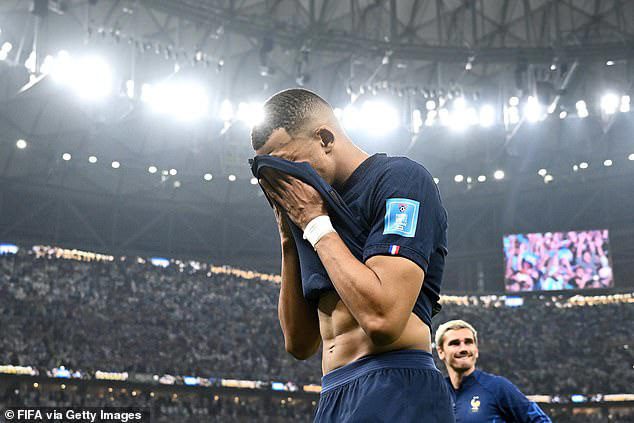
[383,198,419,237]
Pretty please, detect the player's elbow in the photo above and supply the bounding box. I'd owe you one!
[285,338,320,360]
[364,316,403,346]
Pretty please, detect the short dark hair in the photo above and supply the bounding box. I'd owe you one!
[251,88,332,150]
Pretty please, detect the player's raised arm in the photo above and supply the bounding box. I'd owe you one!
[270,199,321,360]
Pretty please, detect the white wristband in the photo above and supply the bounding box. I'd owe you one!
[302,215,336,248]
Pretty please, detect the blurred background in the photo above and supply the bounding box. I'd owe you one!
[0,0,633,421]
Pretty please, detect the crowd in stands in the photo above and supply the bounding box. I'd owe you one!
[0,378,316,422]
[1,246,633,420]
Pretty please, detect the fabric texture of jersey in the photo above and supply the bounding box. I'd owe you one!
[447,370,551,422]
[250,155,366,302]
[250,153,448,327]
[314,349,455,423]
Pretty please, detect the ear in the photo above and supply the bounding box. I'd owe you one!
[437,347,445,361]
[316,127,335,152]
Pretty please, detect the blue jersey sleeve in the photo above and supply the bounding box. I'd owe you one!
[362,158,447,272]
[495,376,552,423]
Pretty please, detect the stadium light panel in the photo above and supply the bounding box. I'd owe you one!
[237,102,265,127]
[203,173,213,181]
[88,156,97,163]
[111,161,120,169]
[433,177,439,184]
[174,181,181,188]
[493,170,505,180]
[506,106,520,125]
[448,98,477,131]
[0,42,12,61]
[466,176,473,184]
[140,83,153,103]
[219,99,234,121]
[479,105,495,127]
[50,52,114,100]
[148,165,157,174]
[628,153,634,161]
[125,80,135,99]
[576,100,588,118]
[454,174,464,183]
[524,96,543,122]
[453,97,466,109]
[62,153,71,161]
[559,110,567,119]
[425,110,437,127]
[360,101,399,135]
[16,139,27,149]
[250,177,258,185]
[606,60,615,66]
[537,168,547,177]
[411,109,423,134]
[573,165,579,172]
[169,168,177,176]
[600,93,619,115]
[147,82,209,121]
[340,105,363,131]
[509,96,519,106]
[24,51,36,73]
[579,162,589,169]
[603,159,613,167]
[449,110,469,132]
[40,54,54,75]
[228,174,236,182]
[544,174,554,183]
[477,175,486,182]
[621,95,631,113]
[72,56,113,100]
[425,100,436,111]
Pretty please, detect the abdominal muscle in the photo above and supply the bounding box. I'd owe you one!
[317,291,432,375]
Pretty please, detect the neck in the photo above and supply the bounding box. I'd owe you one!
[333,141,369,189]
[448,366,476,390]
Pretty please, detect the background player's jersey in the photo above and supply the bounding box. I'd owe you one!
[447,370,551,422]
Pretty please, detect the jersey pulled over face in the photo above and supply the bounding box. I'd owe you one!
[255,127,336,185]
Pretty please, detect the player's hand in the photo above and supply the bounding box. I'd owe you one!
[259,169,328,231]
[271,199,294,245]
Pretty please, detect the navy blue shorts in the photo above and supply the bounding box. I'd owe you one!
[314,349,455,423]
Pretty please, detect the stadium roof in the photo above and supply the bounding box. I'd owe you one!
[0,0,633,290]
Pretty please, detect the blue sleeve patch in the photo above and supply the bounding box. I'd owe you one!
[383,198,420,237]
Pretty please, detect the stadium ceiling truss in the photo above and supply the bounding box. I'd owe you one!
[0,0,634,283]
[1,1,633,94]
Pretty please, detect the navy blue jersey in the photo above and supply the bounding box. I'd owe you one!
[251,153,448,328]
[447,370,551,423]
[339,153,448,327]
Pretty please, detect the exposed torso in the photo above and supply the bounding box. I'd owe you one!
[317,291,431,374]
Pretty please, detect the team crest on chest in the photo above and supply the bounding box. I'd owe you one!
[470,396,481,413]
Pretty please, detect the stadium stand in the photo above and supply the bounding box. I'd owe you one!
[1,246,633,421]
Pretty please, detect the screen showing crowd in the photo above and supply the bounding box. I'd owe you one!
[504,230,613,292]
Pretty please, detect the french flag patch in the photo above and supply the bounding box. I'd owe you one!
[389,245,400,255]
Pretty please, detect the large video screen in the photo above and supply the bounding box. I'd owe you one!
[504,230,613,292]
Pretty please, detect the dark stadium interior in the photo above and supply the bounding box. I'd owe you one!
[0,0,633,421]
